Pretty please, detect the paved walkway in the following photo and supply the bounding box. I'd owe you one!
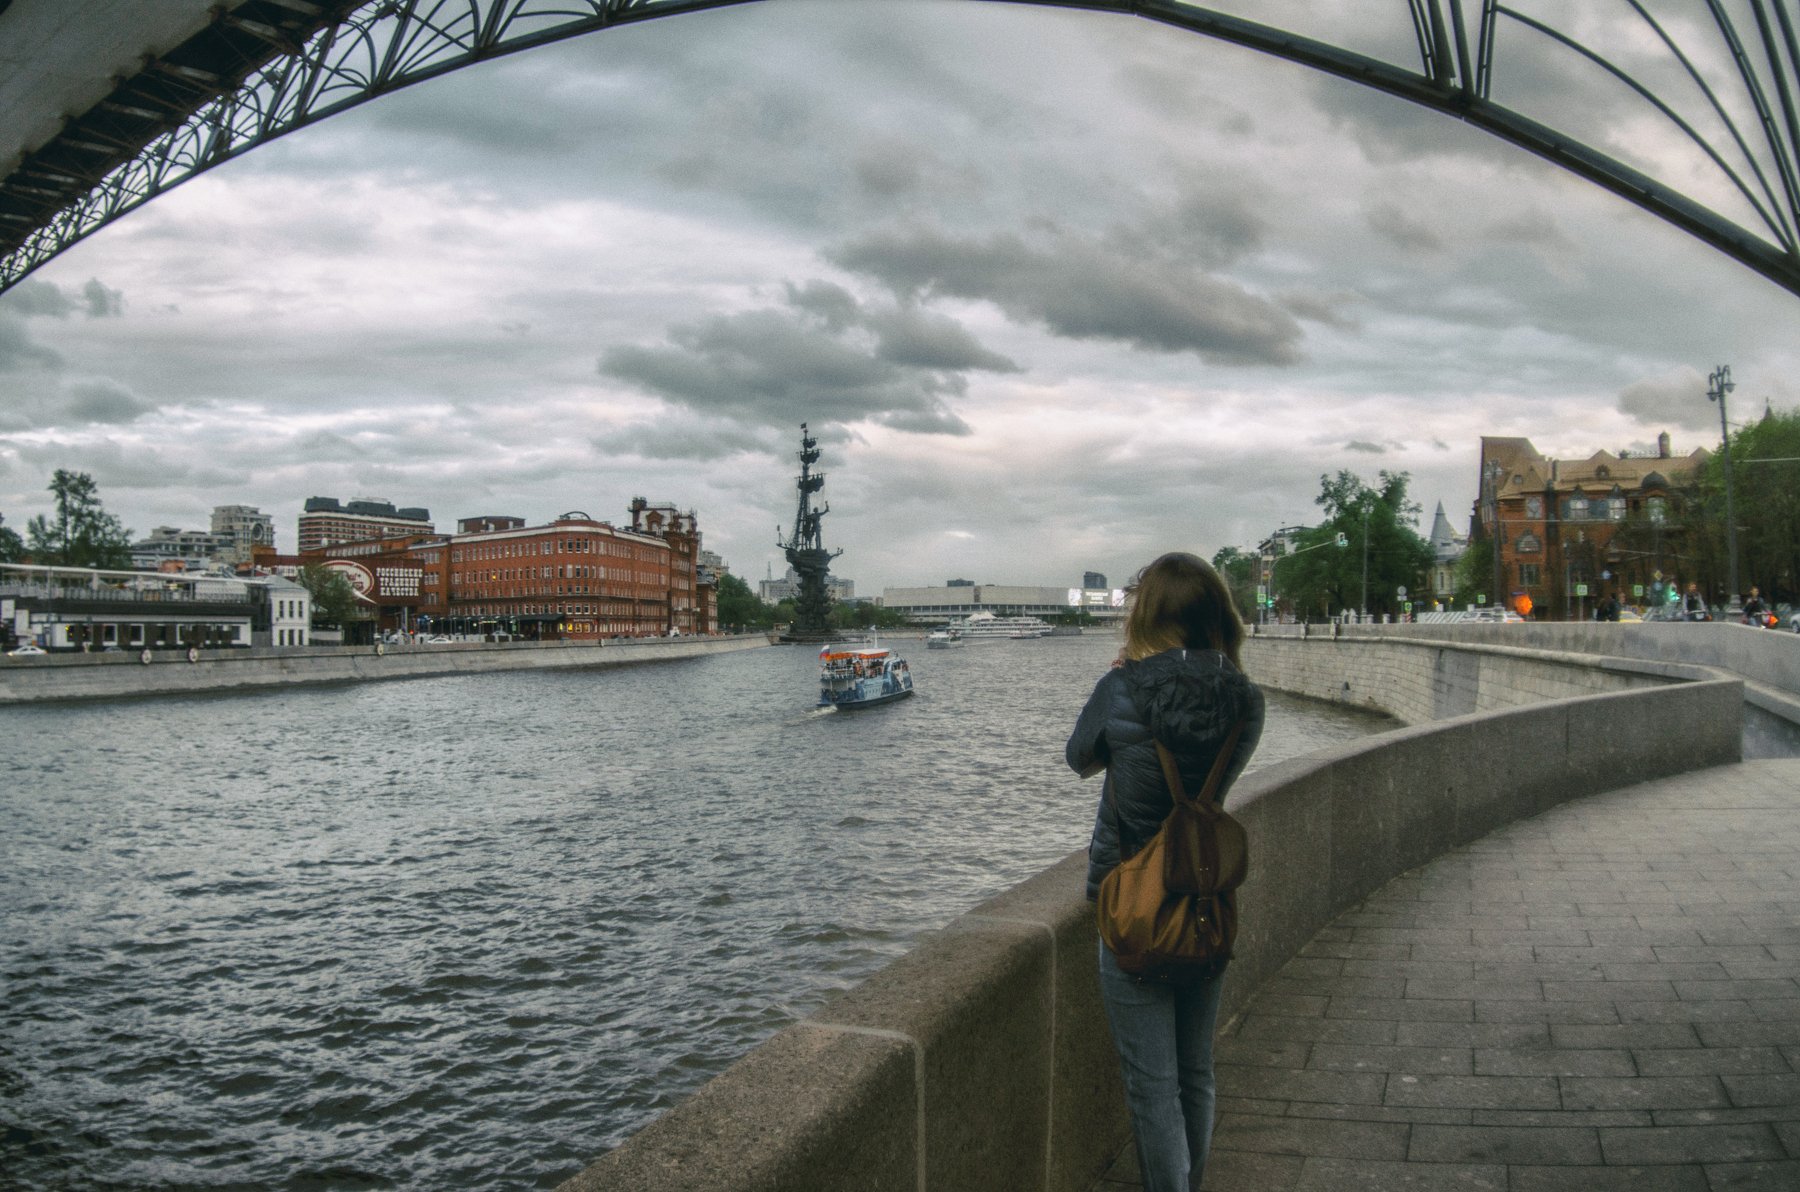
[1093,759,1800,1191]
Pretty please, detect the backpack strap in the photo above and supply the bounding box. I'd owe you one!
[1154,719,1244,808]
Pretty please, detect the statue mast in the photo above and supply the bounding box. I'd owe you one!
[777,423,842,638]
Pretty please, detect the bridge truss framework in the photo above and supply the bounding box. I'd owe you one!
[4,0,1800,298]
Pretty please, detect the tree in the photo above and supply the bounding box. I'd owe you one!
[1277,470,1433,619]
[714,571,773,630]
[1714,406,1800,602]
[298,563,360,627]
[0,513,23,564]
[1451,537,1496,610]
[1211,546,1260,619]
[24,469,133,568]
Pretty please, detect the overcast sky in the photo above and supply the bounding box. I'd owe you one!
[3,0,1798,593]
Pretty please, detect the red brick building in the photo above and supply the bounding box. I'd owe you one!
[1476,433,1707,619]
[266,499,716,640]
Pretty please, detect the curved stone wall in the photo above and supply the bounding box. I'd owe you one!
[558,651,1744,1192]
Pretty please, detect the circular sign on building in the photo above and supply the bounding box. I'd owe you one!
[324,560,376,595]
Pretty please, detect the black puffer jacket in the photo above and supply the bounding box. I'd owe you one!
[1067,648,1264,901]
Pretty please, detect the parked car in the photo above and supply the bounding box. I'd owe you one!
[1459,607,1523,623]
[7,643,47,657]
[422,635,453,644]
[1616,609,1643,622]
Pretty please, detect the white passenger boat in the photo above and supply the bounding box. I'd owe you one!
[817,643,914,709]
[925,628,965,649]
[945,611,1053,639]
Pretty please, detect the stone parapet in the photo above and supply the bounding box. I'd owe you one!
[558,653,1744,1191]
[0,634,770,704]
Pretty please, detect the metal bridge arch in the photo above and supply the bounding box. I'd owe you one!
[5,0,1800,298]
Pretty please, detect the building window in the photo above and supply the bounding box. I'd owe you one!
[1608,497,1626,520]
[1518,563,1540,586]
[1525,495,1542,519]
[1516,533,1541,554]
[1568,495,1589,520]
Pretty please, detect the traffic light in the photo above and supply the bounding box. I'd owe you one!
[1335,532,1348,547]
[1667,584,1680,603]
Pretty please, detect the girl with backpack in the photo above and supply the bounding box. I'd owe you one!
[1066,553,1266,1192]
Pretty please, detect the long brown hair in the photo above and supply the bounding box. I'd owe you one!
[1121,552,1245,669]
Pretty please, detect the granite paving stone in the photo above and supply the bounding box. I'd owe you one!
[1631,1046,1792,1076]
[1559,1076,1731,1110]
[1394,1021,1550,1048]
[1700,1161,1800,1191]
[1405,1123,1600,1164]
[1597,1122,1785,1163]
[1472,1047,1636,1077]
[1090,761,1800,1192]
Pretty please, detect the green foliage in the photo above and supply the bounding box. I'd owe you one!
[0,513,23,564]
[714,571,772,630]
[298,563,361,627]
[1210,546,1260,618]
[1715,407,1800,599]
[1275,470,1434,619]
[830,600,908,630]
[23,470,133,568]
[1452,537,1496,609]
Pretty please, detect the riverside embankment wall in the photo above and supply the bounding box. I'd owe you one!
[0,634,770,704]
[1245,619,1800,754]
[559,638,1746,1192]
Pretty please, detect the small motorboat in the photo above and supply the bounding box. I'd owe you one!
[818,643,914,709]
[926,628,964,649]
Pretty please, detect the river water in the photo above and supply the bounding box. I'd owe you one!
[1,634,1387,1190]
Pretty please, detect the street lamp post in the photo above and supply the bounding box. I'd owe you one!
[1707,365,1740,611]
[1359,499,1370,622]
[1486,460,1505,611]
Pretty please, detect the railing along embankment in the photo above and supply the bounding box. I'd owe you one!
[0,634,770,704]
[559,670,1743,1192]
[1246,619,1800,756]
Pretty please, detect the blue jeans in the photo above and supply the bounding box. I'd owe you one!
[1097,938,1226,1192]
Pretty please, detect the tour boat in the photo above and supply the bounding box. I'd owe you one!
[818,643,914,709]
[925,628,964,649]
[944,611,1053,639]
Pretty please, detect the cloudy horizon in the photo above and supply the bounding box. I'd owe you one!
[3,0,1797,594]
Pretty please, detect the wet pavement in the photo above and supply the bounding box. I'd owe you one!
[1092,759,1800,1191]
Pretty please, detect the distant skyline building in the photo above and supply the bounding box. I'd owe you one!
[880,578,1122,623]
[298,496,433,553]
[1427,501,1467,607]
[129,525,232,570]
[1083,571,1107,590]
[759,565,854,605]
[211,504,273,564]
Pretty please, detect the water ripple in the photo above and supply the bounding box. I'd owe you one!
[0,634,1385,1189]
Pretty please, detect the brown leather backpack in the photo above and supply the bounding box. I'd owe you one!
[1096,722,1247,980]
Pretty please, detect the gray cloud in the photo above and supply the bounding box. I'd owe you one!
[0,317,65,372]
[1364,202,1444,253]
[0,279,80,319]
[1617,368,1713,431]
[828,226,1303,365]
[864,306,1020,372]
[66,381,154,424]
[785,280,860,331]
[1346,440,1387,454]
[1280,288,1362,330]
[292,431,369,462]
[599,312,972,435]
[595,419,771,463]
[599,279,1018,435]
[82,278,124,318]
